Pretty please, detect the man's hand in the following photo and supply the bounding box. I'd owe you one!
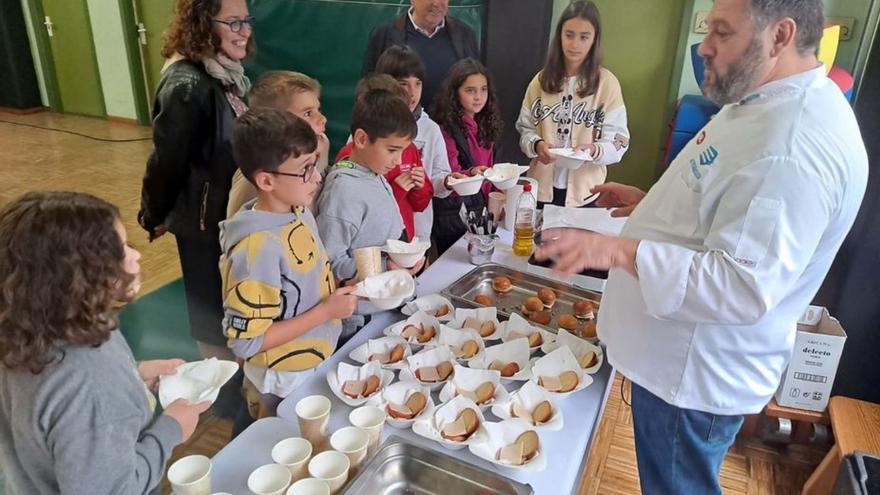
[536,140,555,165]
[138,214,167,241]
[138,359,185,391]
[593,182,646,217]
[535,228,640,278]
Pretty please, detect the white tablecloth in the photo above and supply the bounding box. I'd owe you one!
[210,230,615,495]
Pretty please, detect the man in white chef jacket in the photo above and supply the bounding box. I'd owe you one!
[536,0,868,493]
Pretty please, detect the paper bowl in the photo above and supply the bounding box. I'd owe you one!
[402,294,455,322]
[483,163,529,190]
[348,336,413,370]
[542,329,604,375]
[380,380,436,429]
[491,381,563,431]
[452,307,502,341]
[326,362,395,407]
[383,238,430,268]
[158,358,239,408]
[438,365,508,410]
[498,313,556,355]
[436,325,486,364]
[448,175,485,196]
[548,147,593,170]
[412,395,489,451]
[354,270,415,310]
[400,346,457,392]
[383,312,441,349]
[529,346,593,398]
[468,419,547,472]
[469,338,532,382]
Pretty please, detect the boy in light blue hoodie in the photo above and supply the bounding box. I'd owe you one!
[220,108,357,419]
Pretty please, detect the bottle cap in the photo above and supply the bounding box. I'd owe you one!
[523,183,532,192]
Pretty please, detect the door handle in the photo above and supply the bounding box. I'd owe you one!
[137,22,147,45]
[43,16,54,37]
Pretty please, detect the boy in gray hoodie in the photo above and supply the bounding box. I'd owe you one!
[220,108,358,419]
[317,89,423,340]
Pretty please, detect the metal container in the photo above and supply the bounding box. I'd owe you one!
[342,436,533,495]
[440,263,602,335]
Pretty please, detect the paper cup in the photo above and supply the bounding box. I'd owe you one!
[330,426,369,477]
[308,451,350,495]
[349,405,385,456]
[271,437,313,482]
[167,455,212,495]
[286,478,330,495]
[248,464,292,495]
[353,246,383,282]
[296,395,331,450]
[488,191,505,220]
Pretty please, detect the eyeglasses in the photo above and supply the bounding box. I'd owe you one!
[213,16,255,34]
[266,161,317,183]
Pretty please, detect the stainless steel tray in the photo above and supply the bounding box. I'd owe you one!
[342,435,533,495]
[440,263,601,335]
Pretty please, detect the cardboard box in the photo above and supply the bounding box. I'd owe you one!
[775,306,846,412]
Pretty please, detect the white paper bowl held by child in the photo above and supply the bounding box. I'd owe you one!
[380,380,436,429]
[412,395,489,451]
[447,174,485,196]
[491,381,563,431]
[548,147,594,170]
[483,163,529,191]
[468,419,547,472]
[353,270,415,310]
[383,237,430,268]
[402,294,455,322]
[158,358,239,408]
[326,361,394,407]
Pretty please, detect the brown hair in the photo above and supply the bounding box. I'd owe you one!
[374,45,426,81]
[540,1,603,98]
[249,71,321,109]
[0,192,134,373]
[432,58,504,148]
[351,89,418,142]
[354,74,409,103]
[162,0,256,61]
[233,108,318,182]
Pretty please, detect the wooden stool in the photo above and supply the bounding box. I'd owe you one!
[802,396,880,494]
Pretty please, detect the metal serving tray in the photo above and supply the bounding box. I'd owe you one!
[440,263,601,335]
[342,436,533,495]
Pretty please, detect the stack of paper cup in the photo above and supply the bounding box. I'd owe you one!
[503,177,539,231]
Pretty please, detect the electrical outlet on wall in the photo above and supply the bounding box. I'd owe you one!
[694,11,709,34]
[826,17,855,41]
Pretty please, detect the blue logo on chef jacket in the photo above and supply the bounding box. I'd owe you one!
[689,145,719,179]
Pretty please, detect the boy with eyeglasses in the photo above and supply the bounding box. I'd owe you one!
[219,108,358,420]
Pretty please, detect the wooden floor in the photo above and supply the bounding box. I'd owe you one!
[0,111,828,494]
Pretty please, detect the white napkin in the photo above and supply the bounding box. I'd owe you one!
[439,364,507,408]
[529,346,592,398]
[469,338,532,381]
[158,358,238,408]
[469,419,547,472]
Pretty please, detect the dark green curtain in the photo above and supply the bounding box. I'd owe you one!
[245,0,485,156]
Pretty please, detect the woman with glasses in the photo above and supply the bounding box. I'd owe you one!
[138,0,254,371]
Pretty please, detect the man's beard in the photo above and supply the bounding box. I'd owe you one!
[702,36,766,105]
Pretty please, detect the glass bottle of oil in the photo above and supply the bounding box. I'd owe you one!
[513,183,536,256]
